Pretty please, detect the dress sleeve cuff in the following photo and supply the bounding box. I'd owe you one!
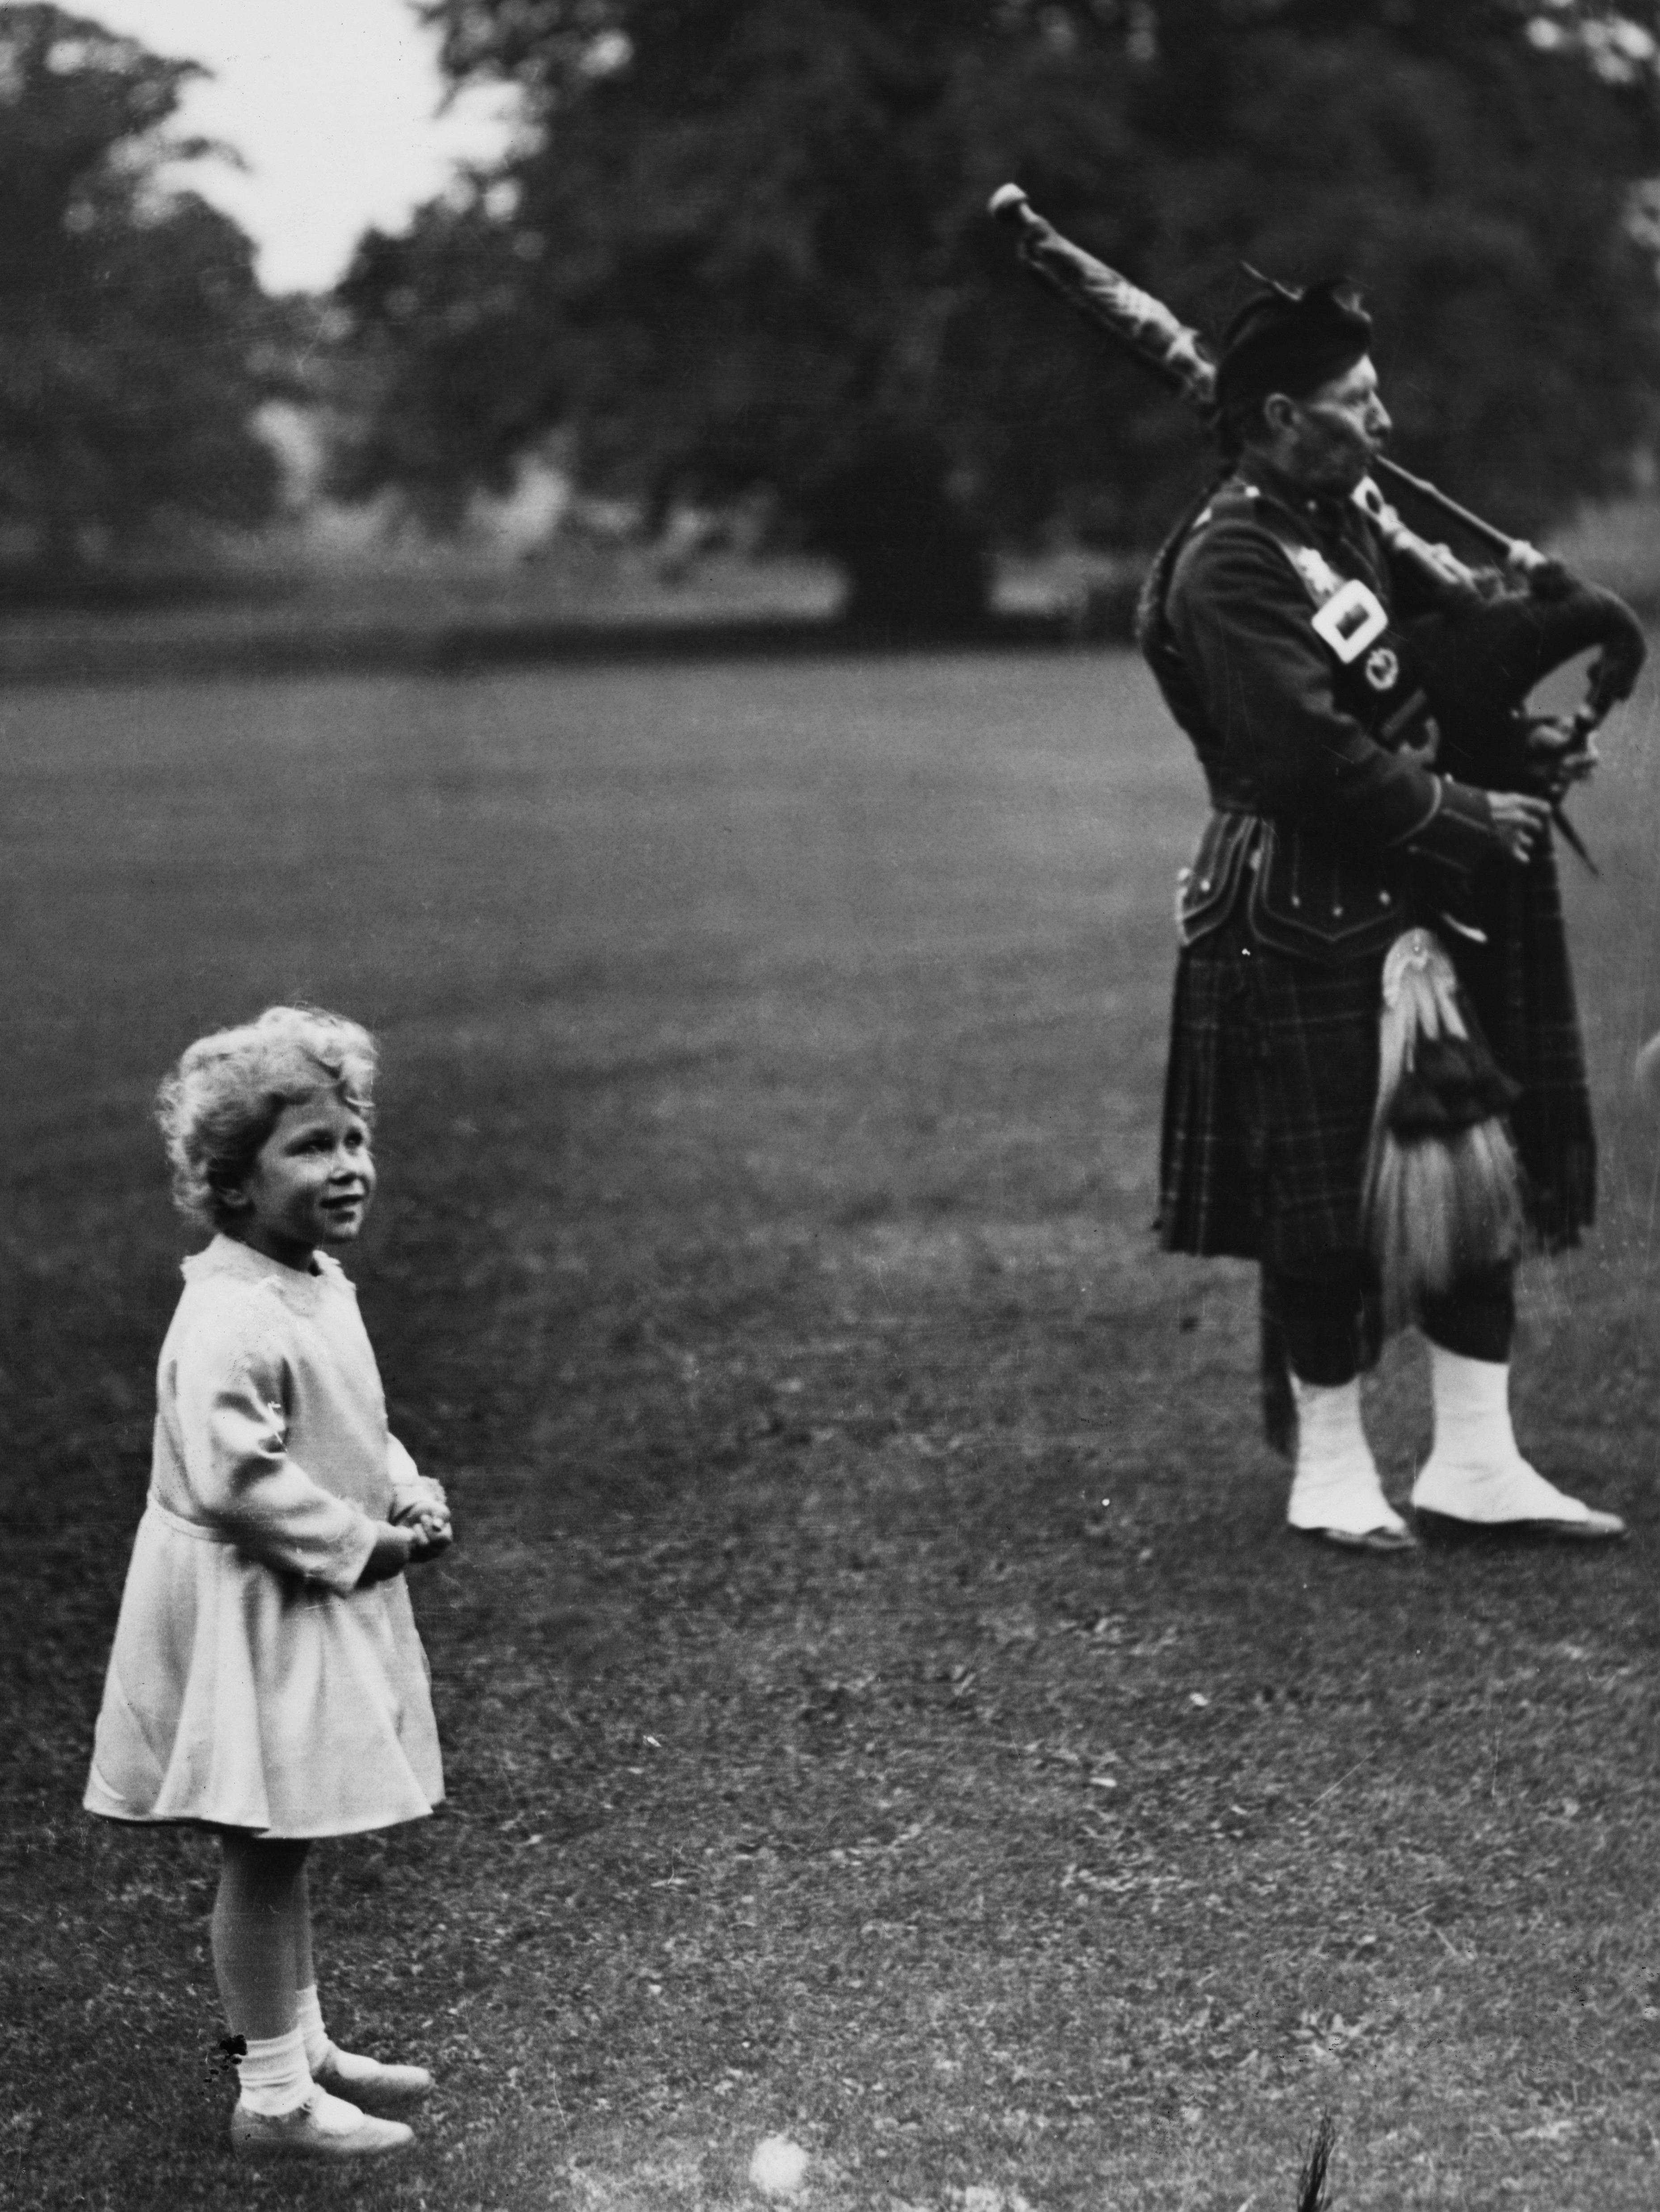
[311,1508,382,1596]
[1399,775,1495,879]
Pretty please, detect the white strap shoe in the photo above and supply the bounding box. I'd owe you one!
[231,2086,415,2161]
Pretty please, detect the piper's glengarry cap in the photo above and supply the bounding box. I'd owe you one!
[1215,276,1372,419]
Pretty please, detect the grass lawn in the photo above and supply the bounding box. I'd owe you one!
[6,645,1660,2211]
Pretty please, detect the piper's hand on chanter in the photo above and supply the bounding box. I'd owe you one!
[1523,714,1599,799]
[1488,790,1553,862]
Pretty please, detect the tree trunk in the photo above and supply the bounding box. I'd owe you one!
[802,427,992,633]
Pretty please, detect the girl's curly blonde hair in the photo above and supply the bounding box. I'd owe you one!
[157,1005,378,1230]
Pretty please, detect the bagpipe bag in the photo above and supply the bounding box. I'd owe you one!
[1398,572,1645,1249]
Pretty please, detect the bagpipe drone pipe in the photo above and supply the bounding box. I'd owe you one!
[988,185,1647,1312]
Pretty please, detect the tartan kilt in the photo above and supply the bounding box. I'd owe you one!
[1156,838,1595,1271]
[1157,917,1383,1274]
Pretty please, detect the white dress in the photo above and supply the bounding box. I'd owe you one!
[84,1236,445,1838]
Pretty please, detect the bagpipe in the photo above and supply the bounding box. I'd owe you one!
[988,185,1647,1323]
[987,185,1646,821]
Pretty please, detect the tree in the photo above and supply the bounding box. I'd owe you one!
[0,5,281,579]
[330,0,1660,627]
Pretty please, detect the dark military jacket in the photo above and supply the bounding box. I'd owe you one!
[1142,457,1499,963]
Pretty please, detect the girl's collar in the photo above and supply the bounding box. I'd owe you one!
[185,1233,350,1309]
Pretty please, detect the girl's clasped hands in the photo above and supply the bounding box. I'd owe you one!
[393,1484,454,1559]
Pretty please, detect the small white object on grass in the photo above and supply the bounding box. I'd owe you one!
[1637,1029,1660,1110]
[749,2136,809,2196]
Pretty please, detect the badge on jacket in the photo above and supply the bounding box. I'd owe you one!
[1364,643,1400,691]
[1310,576,1389,665]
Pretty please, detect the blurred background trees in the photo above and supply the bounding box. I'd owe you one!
[4,1,1660,618]
[326,0,1660,626]
[0,4,282,585]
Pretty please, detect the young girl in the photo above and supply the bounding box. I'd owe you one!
[84,1006,453,2163]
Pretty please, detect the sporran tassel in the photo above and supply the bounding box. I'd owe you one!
[1363,929,1524,1332]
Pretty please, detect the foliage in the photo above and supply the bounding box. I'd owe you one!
[334,1,1660,612]
[0,4,281,576]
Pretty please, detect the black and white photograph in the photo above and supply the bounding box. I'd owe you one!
[8,2,1660,2205]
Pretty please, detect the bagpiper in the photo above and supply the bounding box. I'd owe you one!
[1139,276,1625,1549]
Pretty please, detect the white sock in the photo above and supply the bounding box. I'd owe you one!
[1424,1344,1520,1472]
[1287,1376,1404,1535]
[1293,1375,1372,1478]
[1413,1344,1604,1524]
[236,2025,312,2117]
[295,1984,332,2073]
